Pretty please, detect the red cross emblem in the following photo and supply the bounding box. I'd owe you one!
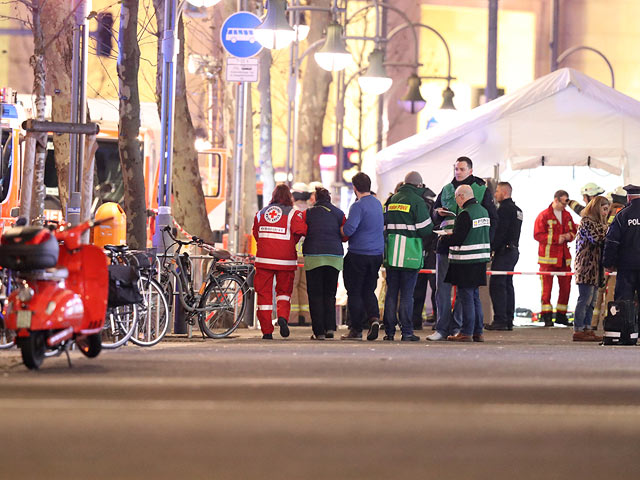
[265,206,282,223]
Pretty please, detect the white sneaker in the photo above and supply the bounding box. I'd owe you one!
[426,331,446,341]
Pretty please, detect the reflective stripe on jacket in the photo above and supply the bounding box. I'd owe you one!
[449,202,491,264]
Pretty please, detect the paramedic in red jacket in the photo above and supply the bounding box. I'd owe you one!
[253,184,307,339]
[533,190,577,327]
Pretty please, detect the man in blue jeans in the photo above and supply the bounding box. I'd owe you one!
[381,171,433,341]
[439,185,491,342]
[340,172,385,341]
[427,157,497,341]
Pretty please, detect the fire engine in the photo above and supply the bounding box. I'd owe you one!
[0,91,228,244]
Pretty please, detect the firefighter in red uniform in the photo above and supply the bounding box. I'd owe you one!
[533,189,577,327]
[253,184,307,339]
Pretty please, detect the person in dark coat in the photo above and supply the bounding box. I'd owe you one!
[302,187,347,340]
[439,185,491,342]
[426,157,497,342]
[603,185,640,309]
[486,182,522,331]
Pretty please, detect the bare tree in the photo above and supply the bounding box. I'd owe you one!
[295,0,333,183]
[258,48,275,207]
[118,0,147,248]
[41,0,74,217]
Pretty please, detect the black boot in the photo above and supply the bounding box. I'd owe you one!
[541,312,554,327]
[555,312,572,326]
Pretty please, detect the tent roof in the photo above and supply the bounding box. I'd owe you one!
[376,68,640,176]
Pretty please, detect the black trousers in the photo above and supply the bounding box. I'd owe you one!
[489,247,519,327]
[614,269,640,303]
[306,266,340,337]
[412,272,437,327]
[343,252,383,333]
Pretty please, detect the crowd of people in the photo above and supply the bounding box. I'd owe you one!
[252,156,640,343]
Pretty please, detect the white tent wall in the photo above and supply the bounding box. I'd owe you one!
[500,165,622,316]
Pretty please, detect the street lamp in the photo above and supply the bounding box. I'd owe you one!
[440,85,456,110]
[254,0,296,50]
[314,23,352,72]
[398,73,426,114]
[357,48,392,95]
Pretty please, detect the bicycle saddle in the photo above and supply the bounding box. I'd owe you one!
[210,248,231,260]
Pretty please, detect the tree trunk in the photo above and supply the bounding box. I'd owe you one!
[42,0,74,217]
[295,0,333,183]
[22,0,48,224]
[153,0,213,241]
[258,48,275,207]
[118,0,147,249]
[241,83,258,253]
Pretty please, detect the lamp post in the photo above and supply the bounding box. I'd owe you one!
[556,46,615,88]
[68,0,90,226]
[152,0,221,251]
[550,1,614,88]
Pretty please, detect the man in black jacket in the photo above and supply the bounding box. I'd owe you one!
[486,182,522,331]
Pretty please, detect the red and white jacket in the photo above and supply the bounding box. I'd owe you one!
[253,203,307,270]
[533,205,577,267]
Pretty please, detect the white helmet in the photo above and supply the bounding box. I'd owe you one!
[580,182,604,197]
[291,182,311,193]
[308,181,324,192]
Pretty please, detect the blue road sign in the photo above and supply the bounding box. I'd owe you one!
[221,12,263,58]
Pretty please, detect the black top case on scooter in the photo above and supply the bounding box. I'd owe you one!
[603,300,638,345]
[0,226,59,270]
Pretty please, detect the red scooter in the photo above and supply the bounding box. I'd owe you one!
[0,219,109,369]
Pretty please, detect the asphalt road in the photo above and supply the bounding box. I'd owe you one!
[1,325,640,480]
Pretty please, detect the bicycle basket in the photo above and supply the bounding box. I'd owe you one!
[107,265,143,308]
[125,250,156,270]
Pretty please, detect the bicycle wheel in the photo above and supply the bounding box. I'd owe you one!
[0,321,16,350]
[198,273,247,339]
[130,275,170,347]
[101,304,137,349]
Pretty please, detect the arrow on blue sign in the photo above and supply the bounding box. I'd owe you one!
[220,11,264,59]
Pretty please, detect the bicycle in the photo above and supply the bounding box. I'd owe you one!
[158,227,253,339]
[102,245,139,349]
[125,249,170,347]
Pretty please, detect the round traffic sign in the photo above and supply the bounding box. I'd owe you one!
[220,12,263,58]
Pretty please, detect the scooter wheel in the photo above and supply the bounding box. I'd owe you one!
[20,332,46,370]
[77,333,102,358]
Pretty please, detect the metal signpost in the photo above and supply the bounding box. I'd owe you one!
[220,11,261,254]
[68,0,90,226]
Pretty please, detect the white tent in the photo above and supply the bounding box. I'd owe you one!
[374,68,640,198]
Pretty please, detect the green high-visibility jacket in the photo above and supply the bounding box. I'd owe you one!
[448,202,491,264]
[383,184,433,270]
[440,182,487,232]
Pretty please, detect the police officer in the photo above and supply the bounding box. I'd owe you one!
[486,181,522,330]
[602,184,640,303]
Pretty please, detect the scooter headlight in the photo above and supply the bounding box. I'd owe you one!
[17,282,34,303]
